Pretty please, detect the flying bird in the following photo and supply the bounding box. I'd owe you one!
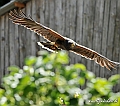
[9,10,120,70]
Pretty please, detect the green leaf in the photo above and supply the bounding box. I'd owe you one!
[24,56,37,66]
[56,51,69,64]
[94,78,112,95]
[86,71,95,79]
[79,77,85,86]
[108,74,120,84]
[74,63,86,71]
[16,75,30,90]
[8,66,19,72]
[0,89,5,97]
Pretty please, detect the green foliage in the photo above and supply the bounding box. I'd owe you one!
[0,51,120,106]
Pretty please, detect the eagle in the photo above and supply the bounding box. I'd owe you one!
[9,10,120,70]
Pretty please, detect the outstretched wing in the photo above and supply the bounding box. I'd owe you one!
[9,10,65,42]
[71,44,120,70]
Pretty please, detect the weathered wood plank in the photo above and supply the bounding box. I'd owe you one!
[65,0,70,39]
[25,1,32,56]
[93,0,104,76]
[106,0,117,77]
[117,0,120,87]
[113,0,120,92]
[35,0,41,52]
[19,9,26,67]
[55,0,62,34]
[112,0,119,72]
[61,0,66,36]
[4,14,9,74]
[75,0,83,63]
[14,20,19,66]
[100,0,110,76]
[69,0,76,64]
[49,0,55,30]
[82,0,90,66]
[9,15,15,66]
[39,0,45,42]
[0,16,5,84]
[0,17,2,86]
[44,0,49,27]
[31,0,37,56]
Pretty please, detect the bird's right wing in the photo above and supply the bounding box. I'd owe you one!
[9,10,65,42]
[71,44,120,70]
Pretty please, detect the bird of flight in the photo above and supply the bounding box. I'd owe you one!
[9,10,120,70]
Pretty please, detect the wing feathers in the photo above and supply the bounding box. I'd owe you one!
[37,42,61,52]
[71,44,120,70]
[9,10,65,42]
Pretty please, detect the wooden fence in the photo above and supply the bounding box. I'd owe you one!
[0,0,120,92]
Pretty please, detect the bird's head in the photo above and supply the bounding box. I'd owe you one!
[66,38,76,49]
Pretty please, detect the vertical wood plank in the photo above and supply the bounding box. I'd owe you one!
[113,0,120,92]
[65,0,70,39]
[117,0,120,92]
[69,0,76,64]
[112,0,119,72]
[19,9,26,67]
[0,17,2,86]
[86,0,96,72]
[14,21,19,66]
[4,14,9,74]
[55,0,62,34]
[106,0,117,77]
[44,0,49,27]
[75,0,83,63]
[31,0,37,56]
[64,0,70,61]
[93,0,104,76]
[39,0,45,42]
[9,16,15,65]
[35,0,41,52]
[82,0,90,66]
[61,0,66,36]
[0,16,5,85]
[25,1,32,56]
[101,0,110,76]
[49,0,55,30]
[39,0,45,25]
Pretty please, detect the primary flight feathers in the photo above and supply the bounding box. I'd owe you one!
[9,10,120,70]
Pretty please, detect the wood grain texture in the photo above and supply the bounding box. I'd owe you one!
[4,14,9,75]
[31,0,37,56]
[0,16,5,84]
[0,17,2,84]
[106,0,117,77]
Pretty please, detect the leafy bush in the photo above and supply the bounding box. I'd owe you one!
[0,51,120,106]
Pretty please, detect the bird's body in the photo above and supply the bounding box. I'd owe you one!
[9,10,120,70]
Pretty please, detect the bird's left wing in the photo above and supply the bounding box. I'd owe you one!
[9,10,65,42]
[70,43,120,70]
[37,42,61,52]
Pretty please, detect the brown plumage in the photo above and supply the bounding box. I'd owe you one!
[9,10,120,70]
